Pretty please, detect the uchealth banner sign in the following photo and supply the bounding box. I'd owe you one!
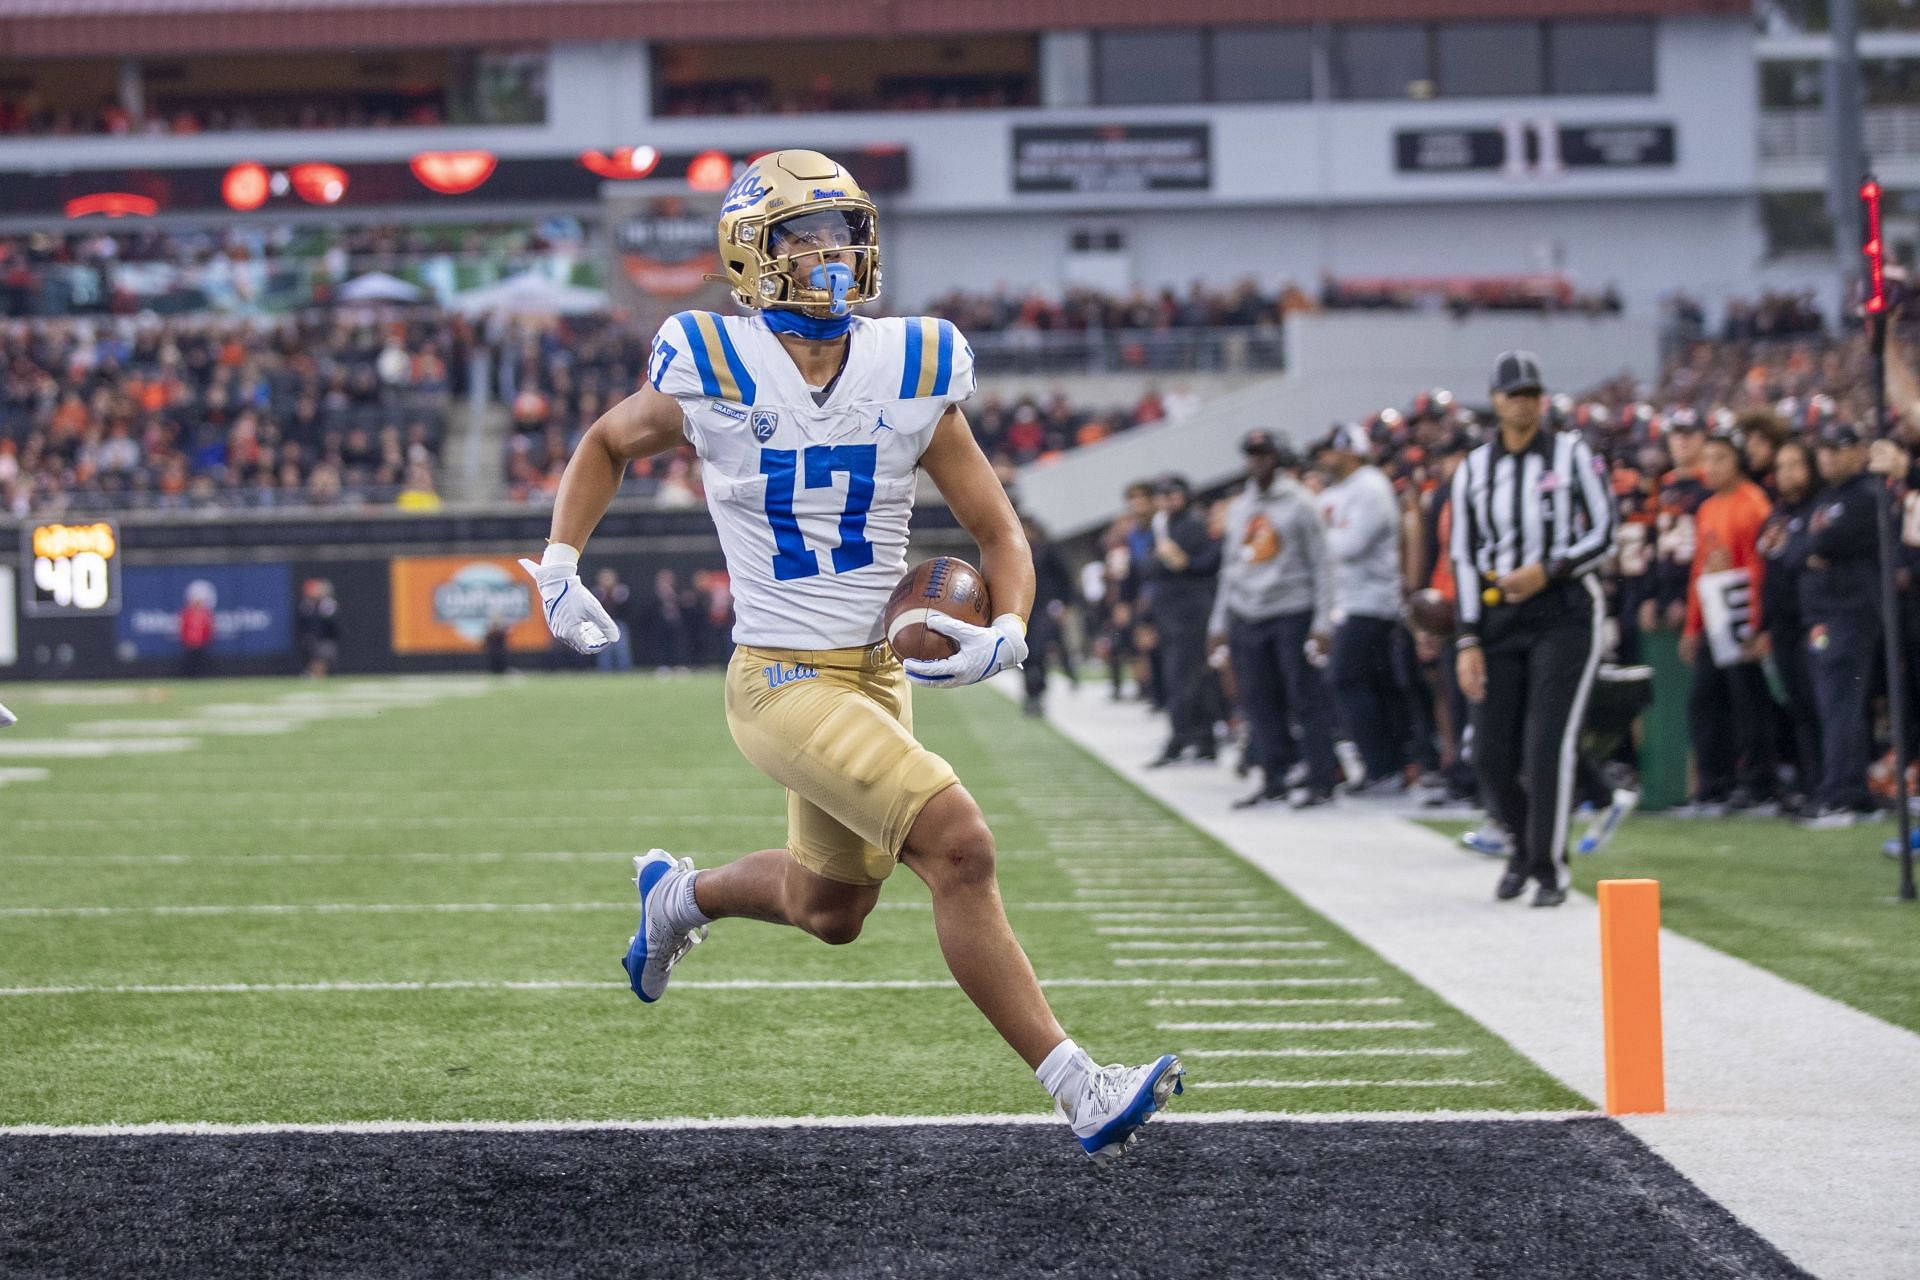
[116,563,292,658]
[390,555,547,654]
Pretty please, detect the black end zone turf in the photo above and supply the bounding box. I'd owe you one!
[0,1119,1808,1278]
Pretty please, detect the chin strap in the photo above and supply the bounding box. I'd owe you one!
[764,308,852,340]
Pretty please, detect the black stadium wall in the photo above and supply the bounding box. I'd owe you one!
[2,507,971,681]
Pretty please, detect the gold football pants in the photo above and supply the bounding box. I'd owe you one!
[724,643,960,885]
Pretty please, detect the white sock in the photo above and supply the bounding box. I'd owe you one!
[1036,1038,1091,1102]
[671,870,711,931]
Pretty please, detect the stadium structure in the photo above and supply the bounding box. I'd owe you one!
[1,4,1918,1279]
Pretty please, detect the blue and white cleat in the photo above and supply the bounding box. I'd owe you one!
[1460,824,1513,859]
[622,850,706,1003]
[1578,788,1640,856]
[1062,1053,1185,1164]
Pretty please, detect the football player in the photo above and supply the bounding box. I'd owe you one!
[522,150,1181,1161]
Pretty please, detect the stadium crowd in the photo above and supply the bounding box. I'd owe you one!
[1068,360,1920,845]
[923,274,1624,337]
[0,313,463,515]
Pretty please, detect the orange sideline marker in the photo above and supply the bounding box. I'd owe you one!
[1598,878,1665,1115]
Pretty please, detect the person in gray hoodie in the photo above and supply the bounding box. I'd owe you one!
[1208,430,1340,808]
[1314,422,1411,793]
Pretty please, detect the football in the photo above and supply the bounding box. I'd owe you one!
[883,557,992,661]
[1406,587,1456,638]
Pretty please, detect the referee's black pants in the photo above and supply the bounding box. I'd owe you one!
[1471,582,1604,890]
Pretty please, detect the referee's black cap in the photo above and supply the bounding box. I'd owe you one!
[1490,350,1545,395]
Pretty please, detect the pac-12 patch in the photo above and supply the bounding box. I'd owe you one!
[751,410,779,442]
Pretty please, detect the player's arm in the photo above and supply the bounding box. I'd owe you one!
[522,386,688,654]
[906,405,1035,687]
[548,385,690,550]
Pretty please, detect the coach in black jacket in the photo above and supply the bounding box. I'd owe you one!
[1798,425,1884,828]
[1449,352,1617,906]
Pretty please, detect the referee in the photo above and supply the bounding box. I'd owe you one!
[1449,351,1616,906]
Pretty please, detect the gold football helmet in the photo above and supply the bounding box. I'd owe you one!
[713,149,881,316]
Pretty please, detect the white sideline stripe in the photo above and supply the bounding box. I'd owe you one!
[1158,1020,1435,1031]
[1107,941,1328,951]
[1115,958,1343,967]
[1180,1049,1472,1059]
[1190,1079,1504,1090]
[0,1108,1599,1137]
[1153,997,1403,1008]
[1096,926,1307,936]
[0,977,1336,998]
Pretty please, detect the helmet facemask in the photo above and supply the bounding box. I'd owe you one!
[751,206,880,317]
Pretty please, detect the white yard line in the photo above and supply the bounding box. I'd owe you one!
[1152,996,1400,1007]
[1190,1079,1504,1090]
[1090,912,1282,923]
[1035,678,1920,1278]
[0,738,197,757]
[1113,957,1344,967]
[0,767,50,787]
[1181,1048,1469,1059]
[1096,926,1307,935]
[1158,1020,1435,1032]
[1107,940,1327,950]
[0,1108,1599,1138]
[0,976,1369,998]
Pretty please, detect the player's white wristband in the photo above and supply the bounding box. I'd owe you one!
[540,542,580,571]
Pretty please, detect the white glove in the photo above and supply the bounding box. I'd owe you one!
[903,613,1028,688]
[518,544,619,655]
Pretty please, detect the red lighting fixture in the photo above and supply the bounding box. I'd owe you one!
[64,193,158,219]
[222,162,270,212]
[289,163,348,206]
[411,150,497,195]
[685,150,733,192]
[579,145,661,180]
[1861,177,1887,315]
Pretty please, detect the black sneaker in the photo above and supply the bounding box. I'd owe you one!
[1233,784,1290,810]
[1290,788,1336,810]
[1495,871,1527,900]
[1531,884,1568,908]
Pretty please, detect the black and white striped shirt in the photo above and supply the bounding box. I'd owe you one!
[1448,427,1615,637]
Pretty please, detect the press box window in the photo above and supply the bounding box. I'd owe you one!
[1332,25,1433,100]
[1546,20,1655,95]
[1210,26,1313,102]
[1436,23,1543,98]
[1095,29,1205,105]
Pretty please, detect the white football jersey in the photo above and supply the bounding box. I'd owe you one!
[647,310,977,649]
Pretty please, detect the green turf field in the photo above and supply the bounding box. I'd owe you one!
[0,674,1584,1124]
[1424,816,1920,1036]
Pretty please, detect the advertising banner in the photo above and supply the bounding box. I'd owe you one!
[0,565,15,667]
[390,555,547,654]
[116,563,292,658]
[1013,124,1210,194]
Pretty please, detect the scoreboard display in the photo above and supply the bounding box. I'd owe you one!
[23,520,121,617]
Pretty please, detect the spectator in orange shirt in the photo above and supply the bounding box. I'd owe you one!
[1680,433,1776,811]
